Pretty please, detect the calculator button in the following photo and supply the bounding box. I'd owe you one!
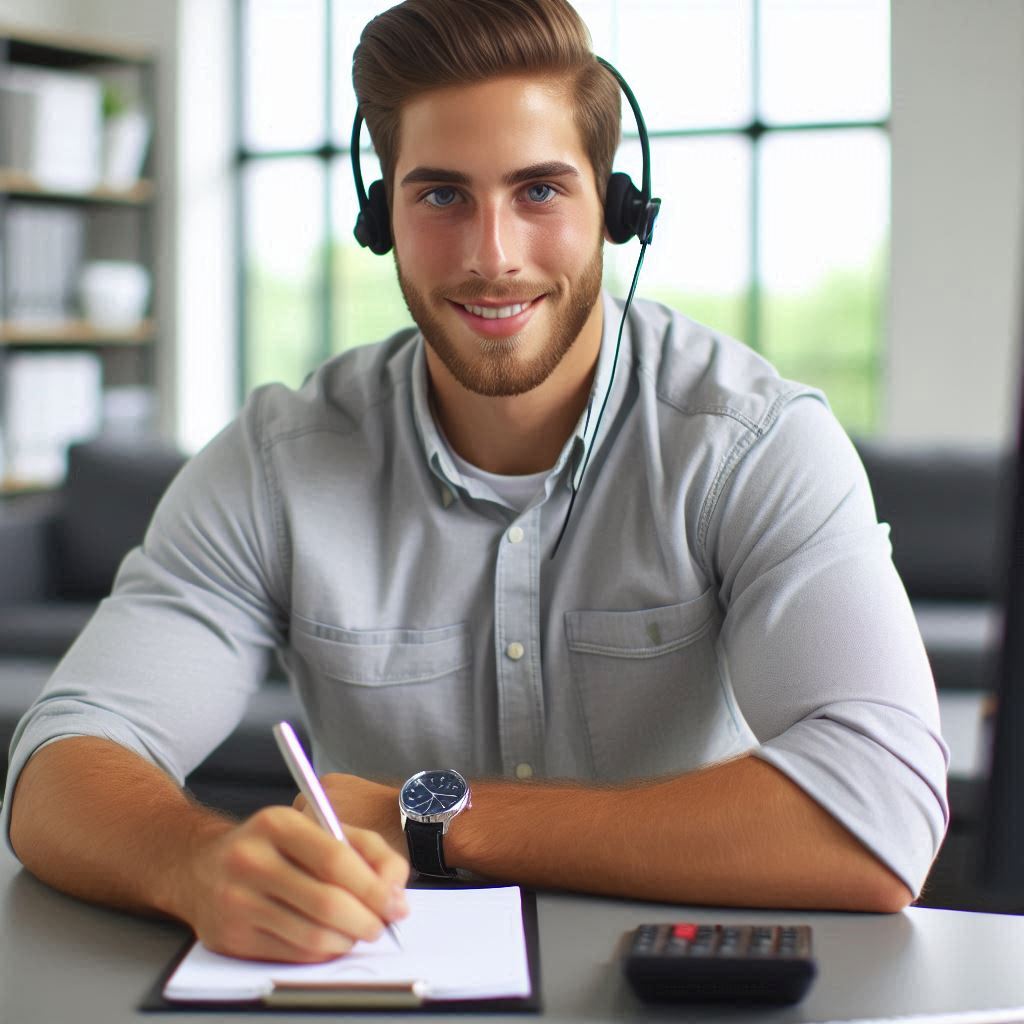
[672,924,698,941]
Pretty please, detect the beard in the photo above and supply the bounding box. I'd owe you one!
[395,245,604,398]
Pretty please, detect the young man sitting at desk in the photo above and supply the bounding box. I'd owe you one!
[4,0,948,965]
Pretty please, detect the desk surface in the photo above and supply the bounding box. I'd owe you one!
[2,848,1024,1024]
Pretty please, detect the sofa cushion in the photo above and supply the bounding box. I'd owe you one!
[55,439,186,601]
[912,600,1001,691]
[0,602,95,659]
[0,495,58,604]
[853,439,1009,602]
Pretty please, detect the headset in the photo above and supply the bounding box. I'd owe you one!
[350,57,661,555]
[352,56,660,254]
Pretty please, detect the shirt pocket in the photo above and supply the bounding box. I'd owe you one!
[289,618,473,779]
[564,588,743,780]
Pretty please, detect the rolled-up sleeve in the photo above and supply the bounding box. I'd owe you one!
[707,395,950,896]
[3,389,287,848]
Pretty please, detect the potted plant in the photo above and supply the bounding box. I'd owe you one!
[102,83,150,189]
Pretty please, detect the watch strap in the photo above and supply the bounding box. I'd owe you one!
[404,820,455,878]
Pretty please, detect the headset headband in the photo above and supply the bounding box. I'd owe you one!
[595,56,652,200]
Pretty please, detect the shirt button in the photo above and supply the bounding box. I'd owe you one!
[506,641,525,661]
[508,526,524,544]
[515,762,534,780]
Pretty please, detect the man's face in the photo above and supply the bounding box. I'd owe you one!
[391,75,606,398]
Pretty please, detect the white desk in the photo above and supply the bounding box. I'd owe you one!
[2,847,1024,1023]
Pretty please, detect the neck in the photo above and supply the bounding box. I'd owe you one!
[425,299,604,476]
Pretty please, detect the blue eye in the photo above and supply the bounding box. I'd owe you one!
[424,187,459,207]
[526,183,556,203]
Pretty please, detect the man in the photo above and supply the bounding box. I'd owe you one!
[5,0,948,965]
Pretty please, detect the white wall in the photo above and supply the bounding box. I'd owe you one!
[173,0,235,453]
[888,0,1024,444]
[2,0,1023,448]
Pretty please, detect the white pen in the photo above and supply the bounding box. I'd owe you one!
[272,720,404,949]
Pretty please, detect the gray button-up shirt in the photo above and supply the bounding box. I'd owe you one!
[3,292,949,894]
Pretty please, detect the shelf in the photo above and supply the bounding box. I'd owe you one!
[0,478,53,497]
[0,170,154,205]
[0,24,153,67]
[0,318,155,345]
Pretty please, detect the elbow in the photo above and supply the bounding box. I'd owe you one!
[861,878,914,914]
[842,861,915,914]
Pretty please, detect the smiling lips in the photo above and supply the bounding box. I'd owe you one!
[459,297,538,320]
[447,294,545,337]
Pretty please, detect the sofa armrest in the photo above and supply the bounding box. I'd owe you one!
[0,496,59,604]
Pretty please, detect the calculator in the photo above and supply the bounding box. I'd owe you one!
[624,922,818,1004]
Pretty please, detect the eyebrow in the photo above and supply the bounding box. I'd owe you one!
[399,161,581,188]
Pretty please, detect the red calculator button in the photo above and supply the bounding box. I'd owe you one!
[672,924,698,941]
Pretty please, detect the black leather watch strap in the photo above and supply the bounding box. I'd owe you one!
[404,820,455,878]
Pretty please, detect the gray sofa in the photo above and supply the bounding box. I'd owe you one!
[0,435,1008,819]
[854,437,1009,695]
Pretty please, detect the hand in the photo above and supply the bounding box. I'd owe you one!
[295,773,407,858]
[180,806,409,963]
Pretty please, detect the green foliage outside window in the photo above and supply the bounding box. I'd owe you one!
[246,236,885,438]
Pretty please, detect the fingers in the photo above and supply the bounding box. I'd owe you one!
[189,806,408,964]
[347,824,411,909]
[204,879,357,963]
[269,814,410,930]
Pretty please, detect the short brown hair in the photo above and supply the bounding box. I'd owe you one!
[352,0,621,203]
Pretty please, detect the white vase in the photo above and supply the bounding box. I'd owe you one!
[79,260,151,330]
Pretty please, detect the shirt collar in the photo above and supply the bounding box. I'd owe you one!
[411,289,633,507]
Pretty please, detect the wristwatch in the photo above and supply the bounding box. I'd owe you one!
[399,769,471,878]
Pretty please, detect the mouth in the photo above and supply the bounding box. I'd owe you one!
[460,300,535,320]
[446,295,545,337]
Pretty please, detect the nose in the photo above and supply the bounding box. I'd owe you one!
[465,198,522,280]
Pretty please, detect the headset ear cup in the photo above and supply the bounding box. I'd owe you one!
[604,171,642,244]
[354,179,393,255]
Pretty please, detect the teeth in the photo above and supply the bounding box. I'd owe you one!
[463,301,530,320]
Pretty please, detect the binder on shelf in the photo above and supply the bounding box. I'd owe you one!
[1,350,103,487]
[3,202,85,323]
[0,67,103,193]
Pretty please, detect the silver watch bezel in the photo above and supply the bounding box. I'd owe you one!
[399,768,471,835]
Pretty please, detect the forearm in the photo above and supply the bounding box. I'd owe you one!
[11,736,411,962]
[447,755,912,912]
[9,736,232,919]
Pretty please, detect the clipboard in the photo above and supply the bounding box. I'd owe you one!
[139,883,541,1014]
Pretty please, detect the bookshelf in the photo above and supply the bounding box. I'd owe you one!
[0,169,155,204]
[0,25,158,491]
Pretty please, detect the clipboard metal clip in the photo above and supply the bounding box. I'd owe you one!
[264,979,428,1009]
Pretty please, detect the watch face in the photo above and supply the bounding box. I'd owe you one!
[401,770,467,817]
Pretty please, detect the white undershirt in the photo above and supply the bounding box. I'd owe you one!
[445,443,550,511]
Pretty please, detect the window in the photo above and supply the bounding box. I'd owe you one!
[237,0,889,434]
